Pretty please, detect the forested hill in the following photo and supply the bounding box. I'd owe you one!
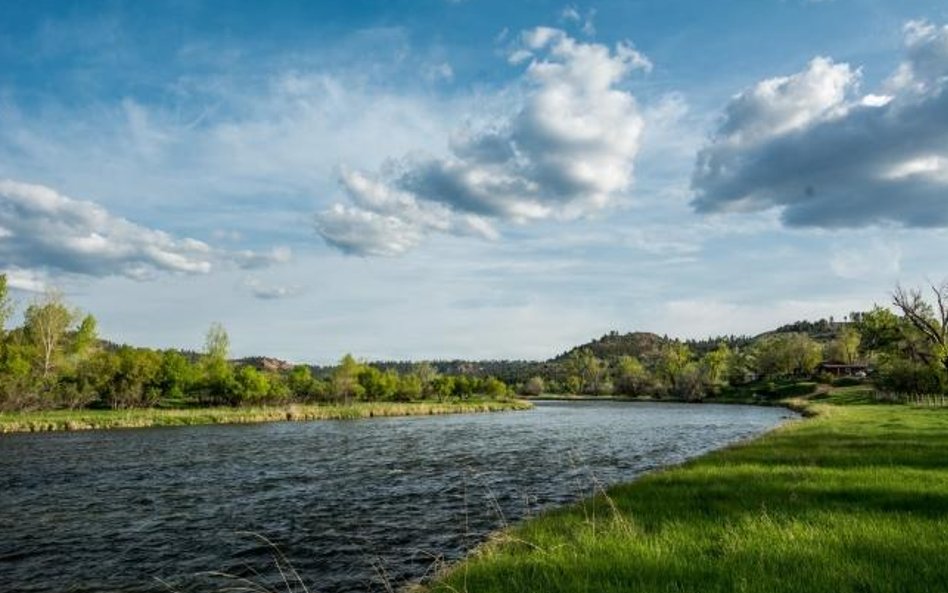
[239,319,855,386]
[552,331,668,365]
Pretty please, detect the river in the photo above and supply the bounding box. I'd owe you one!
[0,400,792,592]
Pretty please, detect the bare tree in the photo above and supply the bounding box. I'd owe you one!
[892,282,948,374]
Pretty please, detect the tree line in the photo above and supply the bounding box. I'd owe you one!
[3,274,948,410]
[506,282,948,402]
[0,276,512,412]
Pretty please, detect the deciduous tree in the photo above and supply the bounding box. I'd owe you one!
[23,289,77,378]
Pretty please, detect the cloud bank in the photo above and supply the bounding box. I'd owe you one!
[0,180,287,282]
[315,27,650,255]
[692,20,948,228]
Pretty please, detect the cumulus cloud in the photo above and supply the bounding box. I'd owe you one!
[1,268,48,293]
[560,5,596,35]
[0,180,287,280]
[315,27,649,255]
[829,239,902,280]
[244,278,304,300]
[692,20,948,228]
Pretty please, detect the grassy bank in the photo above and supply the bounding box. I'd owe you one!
[428,388,948,593]
[0,399,532,433]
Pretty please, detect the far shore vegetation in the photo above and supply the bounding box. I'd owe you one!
[0,399,531,433]
[0,274,522,431]
[3,275,948,430]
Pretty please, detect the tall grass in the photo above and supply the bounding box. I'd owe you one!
[426,394,948,593]
[0,400,532,433]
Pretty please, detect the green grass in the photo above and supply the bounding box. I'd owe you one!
[427,391,948,593]
[0,399,532,433]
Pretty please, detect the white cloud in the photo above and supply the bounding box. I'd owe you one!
[244,278,304,300]
[425,61,454,82]
[232,246,293,270]
[658,297,870,339]
[559,5,596,36]
[315,27,650,255]
[692,21,948,228]
[829,239,902,280]
[1,268,48,293]
[0,180,286,280]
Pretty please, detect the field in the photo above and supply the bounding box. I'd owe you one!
[428,386,948,593]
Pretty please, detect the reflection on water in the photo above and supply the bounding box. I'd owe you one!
[0,400,792,592]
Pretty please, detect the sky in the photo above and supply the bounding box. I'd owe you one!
[2,0,948,363]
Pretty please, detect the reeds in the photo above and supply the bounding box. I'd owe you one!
[0,400,532,433]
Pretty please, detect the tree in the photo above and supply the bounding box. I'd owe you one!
[158,350,198,403]
[700,343,733,389]
[102,347,162,409]
[0,274,14,336]
[824,326,861,364]
[288,365,321,401]
[23,289,78,378]
[70,314,99,361]
[397,372,423,401]
[657,342,693,395]
[480,376,508,398]
[855,306,902,356]
[892,283,948,375]
[359,365,399,401]
[332,354,365,403]
[565,348,606,394]
[522,376,545,396]
[235,365,271,404]
[752,333,821,378]
[613,355,652,396]
[413,361,440,398]
[205,322,230,361]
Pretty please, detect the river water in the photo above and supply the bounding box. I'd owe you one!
[0,400,792,592]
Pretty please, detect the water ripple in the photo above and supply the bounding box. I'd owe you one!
[0,401,792,592]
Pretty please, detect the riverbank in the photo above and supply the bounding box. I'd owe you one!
[427,387,948,592]
[0,399,532,433]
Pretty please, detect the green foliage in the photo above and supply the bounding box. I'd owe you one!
[359,365,399,401]
[0,274,14,335]
[521,376,545,396]
[286,365,324,401]
[101,347,164,409]
[565,348,607,394]
[823,326,861,364]
[397,372,423,401]
[331,353,366,403]
[481,376,508,398]
[752,332,822,379]
[875,357,947,400]
[235,365,271,404]
[204,322,230,361]
[23,289,79,378]
[855,306,902,355]
[70,314,98,359]
[700,343,733,390]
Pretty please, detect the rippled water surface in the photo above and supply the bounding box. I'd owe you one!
[0,401,792,592]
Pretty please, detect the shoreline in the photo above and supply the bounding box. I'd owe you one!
[423,389,948,592]
[0,399,533,434]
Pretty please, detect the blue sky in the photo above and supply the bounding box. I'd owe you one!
[2,0,948,362]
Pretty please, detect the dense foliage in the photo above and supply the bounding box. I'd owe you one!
[3,275,948,410]
[0,277,513,411]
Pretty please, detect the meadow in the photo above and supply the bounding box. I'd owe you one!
[428,387,948,593]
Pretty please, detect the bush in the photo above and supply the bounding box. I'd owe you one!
[832,376,864,387]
